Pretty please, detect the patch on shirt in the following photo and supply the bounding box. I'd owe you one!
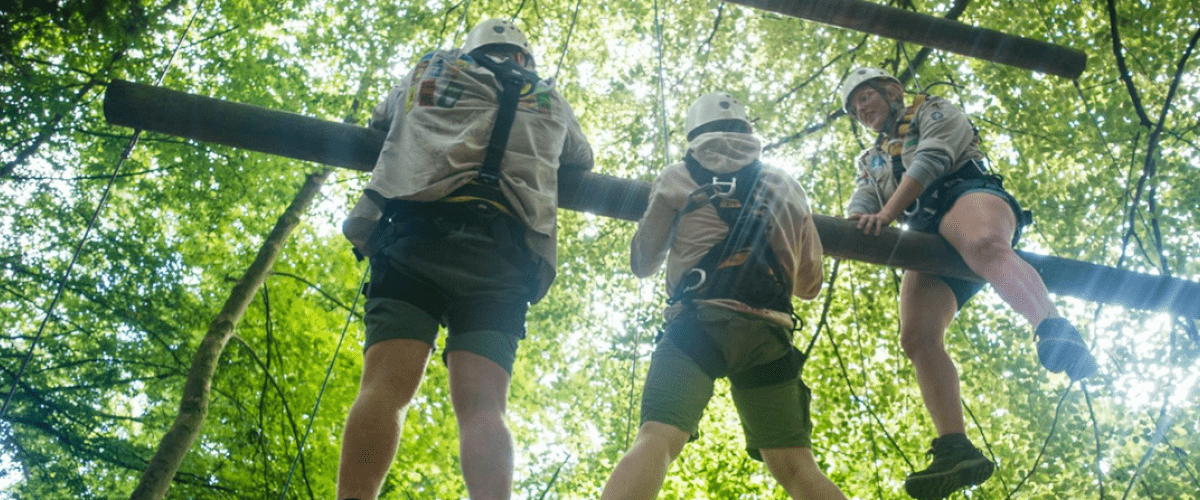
[869,155,887,170]
[418,79,436,106]
[517,87,555,114]
[437,82,465,108]
[931,111,944,121]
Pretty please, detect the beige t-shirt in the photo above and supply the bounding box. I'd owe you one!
[344,49,593,301]
[632,132,824,327]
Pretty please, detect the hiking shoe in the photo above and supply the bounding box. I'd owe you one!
[904,433,994,500]
[1035,318,1097,380]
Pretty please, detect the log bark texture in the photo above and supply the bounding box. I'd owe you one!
[724,0,1087,79]
[103,80,1200,319]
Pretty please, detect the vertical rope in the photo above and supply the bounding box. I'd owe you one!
[622,0,673,450]
[278,266,368,499]
[653,0,671,165]
[553,0,584,82]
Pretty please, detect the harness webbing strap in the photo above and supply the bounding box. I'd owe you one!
[662,308,807,389]
[671,156,792,314]
[886,94,927,181]
[683,155,762,227]
[469,51,541,186]
[670,156,761,302]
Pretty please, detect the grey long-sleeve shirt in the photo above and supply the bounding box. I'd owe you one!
[846,95,983,218]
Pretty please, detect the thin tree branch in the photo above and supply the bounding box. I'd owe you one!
[1105,0,1154,127]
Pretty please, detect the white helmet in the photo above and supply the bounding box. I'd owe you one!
[840,67,901,115]
[464,19,533,62]
[685,92,750,139]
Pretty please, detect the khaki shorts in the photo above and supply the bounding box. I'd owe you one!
[363,211,536,374]
[639,305,813,460]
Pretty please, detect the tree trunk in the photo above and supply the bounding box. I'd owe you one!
[129,168,332,500]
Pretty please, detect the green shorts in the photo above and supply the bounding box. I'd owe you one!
[639,305,813,460]
[363,209,536,374]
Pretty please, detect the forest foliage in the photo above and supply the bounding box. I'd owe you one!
[2,0,1199,498]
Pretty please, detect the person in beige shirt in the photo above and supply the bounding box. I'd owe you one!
[336,19,591,500]
[601,92,846,500]
[839,67,1097,500]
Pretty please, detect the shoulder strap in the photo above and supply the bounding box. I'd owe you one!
[670,156,770,304]
[886,94,929,183]
[683,154,763,227]
[469,51,542,186]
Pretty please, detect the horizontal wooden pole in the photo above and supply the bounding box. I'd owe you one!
[103,80,1200,318]
[726,0,1087,79]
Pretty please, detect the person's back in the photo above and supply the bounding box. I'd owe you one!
[602,91,846,500]
[337,19,592,500]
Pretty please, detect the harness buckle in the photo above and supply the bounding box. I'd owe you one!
[680,268,707,295]
[711,176,737,198]
[904,197,922,218]
[477,170,501,186]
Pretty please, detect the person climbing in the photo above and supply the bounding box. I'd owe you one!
[837,67,1098,500]
[599,91,848,500]
[336,18,592,500]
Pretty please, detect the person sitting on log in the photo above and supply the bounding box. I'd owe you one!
[336,18,593,500]
[600,91,848,500]
[837,66,1098,500]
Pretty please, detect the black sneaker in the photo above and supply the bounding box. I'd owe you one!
[904,433,994,500]
[1035,318,1097,380]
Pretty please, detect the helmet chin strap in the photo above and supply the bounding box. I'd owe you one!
[883,100,906,134]
[862,79,905,143]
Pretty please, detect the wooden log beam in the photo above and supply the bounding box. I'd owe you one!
[724,0,1087,79]
[103,80,1200,318]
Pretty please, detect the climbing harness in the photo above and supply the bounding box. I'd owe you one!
[660,307,807,390]
[668,155,792,314]
[356,50,538,261]
[878,95,1032,243]
[661,155,803,389]
[468,49,542,187]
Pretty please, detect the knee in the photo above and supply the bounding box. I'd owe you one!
[451,380,509,426]
[635,421,690,461]
[356,375,418,414]
[454,394,507,427]
[761,448,818,483]
[959,233,1013,267]
[900,327,944,361]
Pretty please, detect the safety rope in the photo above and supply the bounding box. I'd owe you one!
[0,2,203,420]
[824,145,915,469]
[553,0,584,82]
[621,0,673,449]
[278,266,368,499]
[824,274,916,470]
[1004,385,1074,499]
[653,0,671,166]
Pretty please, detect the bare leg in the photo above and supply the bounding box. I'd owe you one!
[600,421,690,500]
[337,338,433,500]
[939,192,1059,327]
[447,350,514,500]
[760,447,849,500]
[899,271,964,437]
